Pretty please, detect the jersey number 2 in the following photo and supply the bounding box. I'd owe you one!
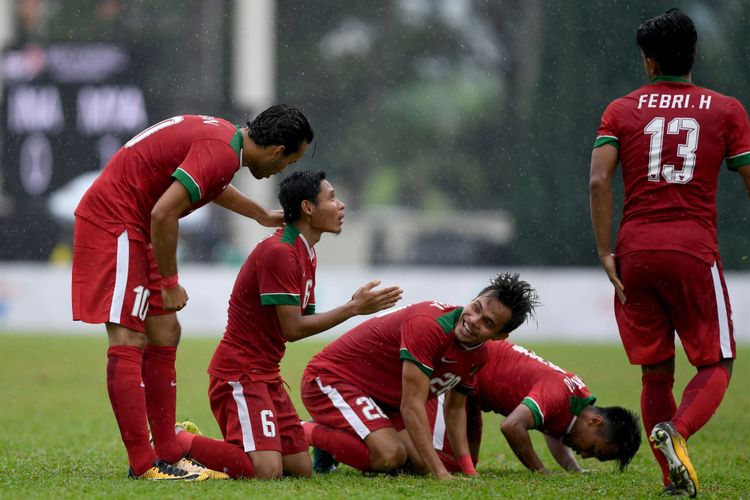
[644,116,699,184]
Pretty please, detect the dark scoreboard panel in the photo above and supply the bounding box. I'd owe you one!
[1,43,154,259]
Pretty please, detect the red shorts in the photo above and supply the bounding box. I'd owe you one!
[426,395,482,472]
[300,369,404,439]
[209,375,307,455]
[615,251,735,366]
[72,216,167,333]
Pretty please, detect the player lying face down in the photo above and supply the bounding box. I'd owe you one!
[300,273,539,480]
[428,340,641,475]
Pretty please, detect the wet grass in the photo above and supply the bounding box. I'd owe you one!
[1,333,747,498]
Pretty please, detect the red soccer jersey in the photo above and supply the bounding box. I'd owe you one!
[475,341,594,437]
[595,77,750,262]
[208,225,317,382]
[306,301,488,408]
[75,115,243,242]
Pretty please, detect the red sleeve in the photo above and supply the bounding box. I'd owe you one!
[173,139,238,204]
[594,99,622,149]
[399,316,444,377]
[724,98,750,170]
[256,245,303,307]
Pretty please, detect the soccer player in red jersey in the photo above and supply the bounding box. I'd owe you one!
[427,340,640,474]
[72,105,314,480]
[172,170,403,479]
[590,9,750,496]
[300,274,538,480]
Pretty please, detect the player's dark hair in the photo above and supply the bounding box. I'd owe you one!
[479,273,539,333]
[637,8,696,76]
[247,104,314,155]
[597,406,641,472]
[278,170,327,224]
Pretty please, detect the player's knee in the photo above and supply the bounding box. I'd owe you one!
[252,461,283,480]
[369,441,407,471]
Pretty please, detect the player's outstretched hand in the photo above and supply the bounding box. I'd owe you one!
[162,284,189,311]
[257,209,285,228]
[351,280,403,315]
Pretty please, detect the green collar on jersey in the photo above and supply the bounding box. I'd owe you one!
[230,127,243,164]
[569,394,597,415]
[281,224,300,245]
[651,75,691,84]
[436,307,463,334]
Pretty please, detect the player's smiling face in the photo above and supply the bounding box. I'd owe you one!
[309,180,345,234]
[454,294,512,346]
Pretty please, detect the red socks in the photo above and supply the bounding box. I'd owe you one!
[641,372,676,486]
[106,345,156,476]
[142,345,182,463]
[305,421,372,471]
[181,434,255,478]
[673,364,730,439]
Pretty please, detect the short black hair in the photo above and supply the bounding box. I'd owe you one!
[637,8,697,76]
[278,170,327,224]
[478,273,539,333]
[597,406,641,472]
[247,104,314,155]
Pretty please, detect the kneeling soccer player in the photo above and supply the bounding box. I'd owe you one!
[427,340,641,474]
[301,274,538,479]
[173,170,402,479]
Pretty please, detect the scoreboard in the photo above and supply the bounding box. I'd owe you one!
[1,43,154,259]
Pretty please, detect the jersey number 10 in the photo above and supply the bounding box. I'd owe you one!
[644,116,699,184]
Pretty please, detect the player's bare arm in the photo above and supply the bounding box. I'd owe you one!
[213,184,284,227]
[543,434,584,473]
[443,390,478,476]
[151,180,192,311]
[589,144,626,304]
[400,361,453,480]
[738,164,750,199]
[274,280,403,342]
[500,404,548,473]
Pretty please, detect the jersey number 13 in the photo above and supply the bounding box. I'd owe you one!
[644,116,699,184]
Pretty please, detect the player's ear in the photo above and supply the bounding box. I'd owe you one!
[301,199,314,216]
[272,145,285,159]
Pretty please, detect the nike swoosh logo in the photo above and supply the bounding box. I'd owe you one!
[170,381,177,387]
[440,356,457,364]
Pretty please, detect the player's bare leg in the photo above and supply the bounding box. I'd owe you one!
[363,427,408,471]
[282,450,313,477]
[248,450,284,479]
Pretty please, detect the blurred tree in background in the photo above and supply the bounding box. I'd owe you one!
[276,0,750,268]
[4,0,749,267]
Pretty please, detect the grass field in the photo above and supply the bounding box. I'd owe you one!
[1,333,747,498]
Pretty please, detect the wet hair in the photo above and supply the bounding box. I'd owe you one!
[478,273,539,333]
[596,406,641,471]
[637,8,697,76]
[278,170,327,224]
[247,104,314,155]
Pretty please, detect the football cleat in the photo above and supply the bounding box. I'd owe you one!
[129,459,200,481]
[662,482,690,496]
[176,419,203,435]
[174,456,229,480]
[312,447,338,474]
[650,423,698,498]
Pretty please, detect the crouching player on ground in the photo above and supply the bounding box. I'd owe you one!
[172,170,403,478]
[428,340,641,474]
[300,274,538,479]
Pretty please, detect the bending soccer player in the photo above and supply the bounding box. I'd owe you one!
[300,274,538,479]
[173,170,403,479]
[590,8,750,496]
[72,105,314,480]
[427,340,641,474]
